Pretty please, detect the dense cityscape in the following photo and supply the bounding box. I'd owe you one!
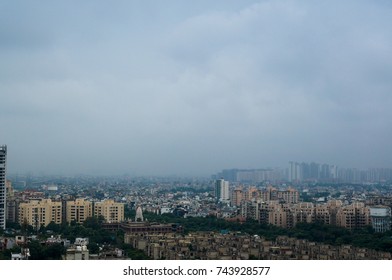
[2,5,392,280]
[1,145,392,260]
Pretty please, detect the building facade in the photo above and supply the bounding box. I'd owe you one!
[19,199,62,229]
[336,202,370,230]
[215,179,229,202]
[369,206,391,233]
[94,199,124,223]
[0,145,6,229]
[66,198,93,224]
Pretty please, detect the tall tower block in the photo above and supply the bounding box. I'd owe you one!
[0,145,7,229]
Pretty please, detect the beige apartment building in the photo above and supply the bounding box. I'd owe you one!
[19,199,62,228]
[336,202,371,229]
[94,199,124,223]
[279,187,300,204]
[261,186,299,204]
[292,202,315,225]
[259,201,293,228]
[244,186,260,201]
[254,199,375,230]
[66,198,93,224]
[231,186,243,207]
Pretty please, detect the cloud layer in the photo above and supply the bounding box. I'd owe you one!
[1,0,392,175]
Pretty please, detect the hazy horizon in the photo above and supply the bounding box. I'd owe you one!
[1,1,392,176]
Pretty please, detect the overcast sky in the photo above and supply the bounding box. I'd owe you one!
[1,0,392,176]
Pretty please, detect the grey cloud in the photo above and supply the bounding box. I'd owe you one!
[1,0,392,175]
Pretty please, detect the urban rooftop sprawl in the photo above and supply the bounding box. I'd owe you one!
[2,145,392,260]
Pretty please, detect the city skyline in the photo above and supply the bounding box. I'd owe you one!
[6,155,392,184]
[1,1,392,176]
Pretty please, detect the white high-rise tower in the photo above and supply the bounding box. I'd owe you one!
[215,179,230,202]
[0,145,7,229]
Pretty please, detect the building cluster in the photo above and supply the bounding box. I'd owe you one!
[7,192,124,229]
[216,163,392,184]
[1,147,125,231]
[235,186,391,232]
[125,231,392,260]
[289,161,392,183]
[215,169,284,183]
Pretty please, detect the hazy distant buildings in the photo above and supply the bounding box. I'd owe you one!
[216,168,283,183]
[288,161,392,183]
[288,161,301,182]
[216,163,392,184]
[214,179,229,202]
[288,161,338,182]
[0,145,7,229]
[260,186,299,204]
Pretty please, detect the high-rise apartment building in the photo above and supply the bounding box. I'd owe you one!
[6,180,18,223]
[94,199,124,223]
[66,198,93,224]
[336,202,370,230]
[0,145,6,229]
[231,186,243,207]
[19,199,62,229]
[215,179,230,202]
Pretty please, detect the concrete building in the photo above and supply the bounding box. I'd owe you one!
[94,199,124,223]
[0,145,6,229]
[292,202,314,225]
[336,202,370,230]
[215,179,229,202]
[259,201,293,228]
[241,200,259,221]
[6,197,19,224]
[245,186,260,201]
[65,245,89,260]
[369,206,391,233]
[261,186,299,204]
[231,186,243,207]
[18,199,62,229]
[257,199,369,230]
[288,161,302,182]
[66,198,92,224]
[5,180,19,224]
[6,180,13,197]
[279,187,299,204]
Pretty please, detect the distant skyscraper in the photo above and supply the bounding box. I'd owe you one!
[0,145,6,229]
[215,179,229,202]
[288,161,302,182]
